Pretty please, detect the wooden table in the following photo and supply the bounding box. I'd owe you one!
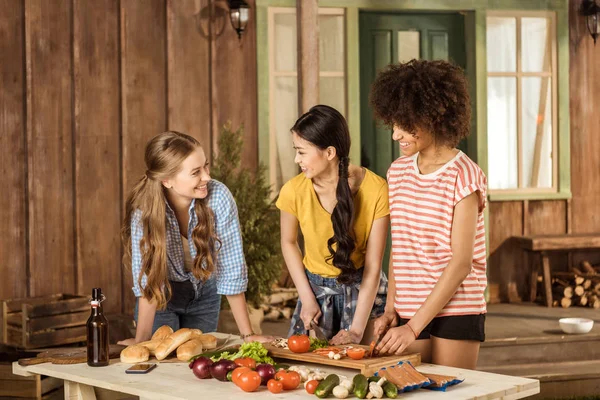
[12,337,539,400]
[514,233,600,307]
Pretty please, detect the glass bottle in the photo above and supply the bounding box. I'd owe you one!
[86,287,109,366]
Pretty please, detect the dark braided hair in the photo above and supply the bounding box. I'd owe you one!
[291,105,359,285]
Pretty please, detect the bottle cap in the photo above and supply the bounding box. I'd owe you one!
[92,288,102,300]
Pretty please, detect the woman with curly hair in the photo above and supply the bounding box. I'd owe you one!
[118,131,272,345]
[370,60,487,369]
[277,105,390,344]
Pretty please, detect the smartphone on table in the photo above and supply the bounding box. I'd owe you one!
[125,363,157,374]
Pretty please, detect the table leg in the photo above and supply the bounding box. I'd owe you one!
[542,253,553,307]
[64,380,97,400]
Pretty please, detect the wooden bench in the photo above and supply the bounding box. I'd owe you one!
[514,233,600,307]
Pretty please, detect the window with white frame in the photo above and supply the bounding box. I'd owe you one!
[486,12,557,193]
[268,7,346,192]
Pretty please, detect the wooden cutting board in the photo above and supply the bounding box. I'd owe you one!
[265,344,420,377]
[18,344,125,366]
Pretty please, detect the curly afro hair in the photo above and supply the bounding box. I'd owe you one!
[369,59,471,148]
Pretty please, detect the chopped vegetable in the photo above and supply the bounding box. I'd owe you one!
[309,337,329,350]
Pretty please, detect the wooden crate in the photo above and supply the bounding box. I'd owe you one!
[0,348,64,400]
[1,294,90,349]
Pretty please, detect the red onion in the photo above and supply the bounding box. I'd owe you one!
[255,363,276,385]
[190,357,213,379]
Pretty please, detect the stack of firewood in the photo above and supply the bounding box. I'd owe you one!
[552,261,600,309]
[261,287,298,322]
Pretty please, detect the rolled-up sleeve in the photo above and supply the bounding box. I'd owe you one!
[130,209,146,297]
[211,183,248,295]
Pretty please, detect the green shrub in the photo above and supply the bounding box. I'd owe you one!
[211,122,282,308]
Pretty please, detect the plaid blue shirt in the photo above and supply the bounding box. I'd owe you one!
[130,180,248,298]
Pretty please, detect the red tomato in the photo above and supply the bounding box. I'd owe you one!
[275,370,301,390]
[234,357,256,369]
[305,379,319,394]
[231,367,252,386]
[267,378,284,394]
[236,370,261,392]
[347,348,366,360]
[288,334,311,353]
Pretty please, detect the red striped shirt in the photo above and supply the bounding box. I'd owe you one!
[387,151,487,318]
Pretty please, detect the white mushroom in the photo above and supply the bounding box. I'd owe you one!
[366,382,383,399]
[332,385,349,399]
[339,378,354,392]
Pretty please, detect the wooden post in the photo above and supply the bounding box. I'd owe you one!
[297,0,319,114]
[541,252,553,307]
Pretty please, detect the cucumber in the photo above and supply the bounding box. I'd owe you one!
[383,381,398,398]
[273,363,290,371]
[315,374,340,398]
[189,345,240,362]
[368,375,380,383]
[352,374,369,399]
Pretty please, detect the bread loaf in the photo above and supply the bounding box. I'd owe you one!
[177,338,204,361]
[151,325,174,341]
[138,339,161,355]
[189,329,203,338]
[198,334,217,350]
[120,344,150,364]
[154,328,193,360]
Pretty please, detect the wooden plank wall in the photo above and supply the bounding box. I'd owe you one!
[0,0,257,315]
[488,1,600,302]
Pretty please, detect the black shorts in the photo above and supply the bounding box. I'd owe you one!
[399,314,486,342]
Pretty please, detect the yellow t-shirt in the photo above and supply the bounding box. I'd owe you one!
[276,168,389,277]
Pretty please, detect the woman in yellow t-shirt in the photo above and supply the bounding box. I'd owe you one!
[276,105,390,345]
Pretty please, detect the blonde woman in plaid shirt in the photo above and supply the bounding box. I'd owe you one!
[119,131,273,345]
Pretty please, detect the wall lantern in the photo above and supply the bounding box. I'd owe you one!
[583,0,600,45]
[228,0,250,39]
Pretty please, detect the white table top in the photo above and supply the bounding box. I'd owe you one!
[12,334,539,400]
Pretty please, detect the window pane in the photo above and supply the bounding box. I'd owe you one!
[487,17,516,72]
[274,13,297,72]
[319,77,345,116]
[522,77,553,188]
[487,77,518,189]
[397,31,420,62]
[522,17,550,73]
[319,14,344,72]
[273,77,298,188]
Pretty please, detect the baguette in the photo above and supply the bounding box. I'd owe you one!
[152,325,174,341]
[120,344,150,364]
[177,338,204,361]
[189,329,203,339]
[154,328,193,360]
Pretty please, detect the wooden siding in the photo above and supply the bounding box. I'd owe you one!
[487,0,600,301]
[0,0,258,314]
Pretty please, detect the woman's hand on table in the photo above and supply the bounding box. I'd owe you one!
[375,325,416,355]
[244,334,276,343]
[329,329,362,345]
[117,338,137,346]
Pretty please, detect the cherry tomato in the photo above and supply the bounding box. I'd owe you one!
[275,370,301,390]
[347,347,366,360]
[267,378,284,394]
[305,379,319,394]
[288,334,311,353]
[236,370,261,392]
[234,357,256,369]
[231,366,252,385]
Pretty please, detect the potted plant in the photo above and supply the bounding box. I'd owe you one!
[212,122,283,334]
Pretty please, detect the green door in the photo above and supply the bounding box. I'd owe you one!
[360,12,467,179]
[359,12,467,273]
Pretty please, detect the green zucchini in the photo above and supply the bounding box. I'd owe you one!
[315,374,340,398]
[353,374,369,399]
[383,381,398,398]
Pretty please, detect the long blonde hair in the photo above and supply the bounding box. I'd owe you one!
[122,131,219,310]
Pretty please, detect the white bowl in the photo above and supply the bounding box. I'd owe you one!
[559,318,594,334]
